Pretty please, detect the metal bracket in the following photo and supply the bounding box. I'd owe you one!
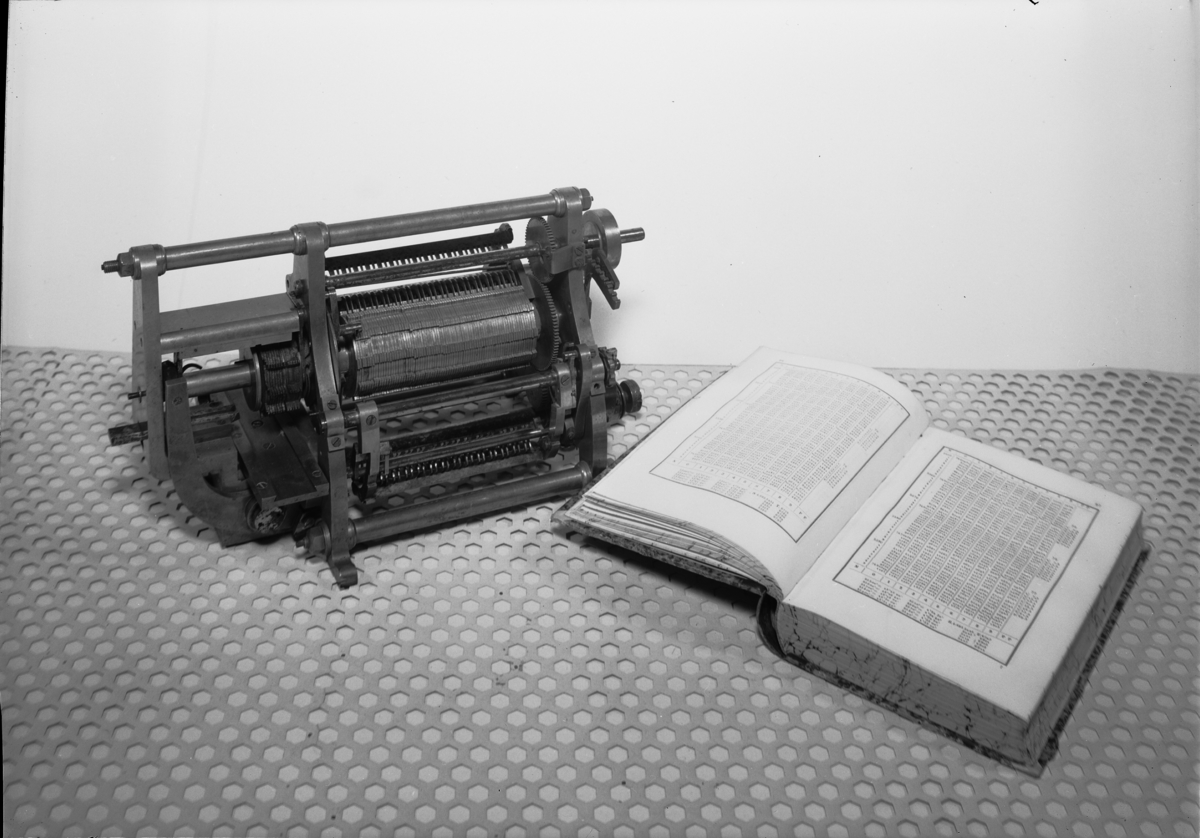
[131,246,168,479]
[162,371,258,546]
[357,400,380,501]
[546,188,609,473]
[294,222,358,588]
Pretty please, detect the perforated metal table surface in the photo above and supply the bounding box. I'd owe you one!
[2,347,1197,838]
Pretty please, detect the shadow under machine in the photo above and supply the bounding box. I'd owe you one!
[103,188,643,587]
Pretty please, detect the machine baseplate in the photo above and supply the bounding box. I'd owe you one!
[2,347,1197,838]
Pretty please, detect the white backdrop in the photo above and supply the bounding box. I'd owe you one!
[4,0,1198,372]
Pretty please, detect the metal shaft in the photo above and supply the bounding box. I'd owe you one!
[160,310,299,355]
[104,192,572,276]
[184,362,254,397]
[346,370,557,426]
[328,193,567,249]
[330,228,645,292]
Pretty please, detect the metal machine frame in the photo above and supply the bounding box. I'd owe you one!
[104,187,642,586]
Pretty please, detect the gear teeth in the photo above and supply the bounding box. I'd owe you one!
[524,217,558,282]
[533,278,563,365]
[524,217,559,251]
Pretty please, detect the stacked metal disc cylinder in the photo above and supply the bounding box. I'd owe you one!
[340,269,544,396]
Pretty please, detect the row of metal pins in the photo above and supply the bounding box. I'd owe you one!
[339,269,523,315]
[326,243,505,277]
[377,438,539,485]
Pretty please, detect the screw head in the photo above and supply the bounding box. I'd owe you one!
[256,481,269,490]
[365,415,377,427]
[330,436,342,448]
[326,400,338,411]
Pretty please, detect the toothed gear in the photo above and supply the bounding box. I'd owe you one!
[531,277,563,369]
[524,217,558,282]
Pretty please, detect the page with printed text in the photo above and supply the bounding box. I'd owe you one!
[573,348,930,595]
[783,429,1143,719]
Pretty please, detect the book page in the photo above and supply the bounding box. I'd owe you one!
[573,348,929,594]
[651,362,913,541]
[832,445,1098,665]
[784,429,1142,718]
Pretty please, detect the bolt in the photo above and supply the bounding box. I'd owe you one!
[311,469,324,479]
[256,481,269,490]
[172,396,183,406]
[365,415,377,427]
[326,400,338,411]
[331,436,342,448]
[251,419,263,428]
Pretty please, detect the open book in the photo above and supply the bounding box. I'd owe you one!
[557,349,1144,773]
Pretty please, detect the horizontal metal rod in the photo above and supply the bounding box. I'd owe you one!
[302,463,592,553]
[327,193,564,249]
[331,227,644,292]
[160,310,299,354]
[106,192,569,276]
[380,405,537,450]
[164,230,298,273]
[349,369,556,426]
[184,362,254,397]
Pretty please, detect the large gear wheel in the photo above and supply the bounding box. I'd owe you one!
[524,216,558,282]
[530,274,563,369]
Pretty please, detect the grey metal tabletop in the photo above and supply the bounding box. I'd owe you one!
[2,347,1197,838]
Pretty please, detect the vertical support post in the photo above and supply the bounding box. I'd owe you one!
[131,245,168,479]
[293,223,358,587]
[548,188,609,473]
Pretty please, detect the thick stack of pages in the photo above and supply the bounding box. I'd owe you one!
[558,349,1144,772]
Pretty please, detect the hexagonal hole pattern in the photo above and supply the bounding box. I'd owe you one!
[1,351,1196,836]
